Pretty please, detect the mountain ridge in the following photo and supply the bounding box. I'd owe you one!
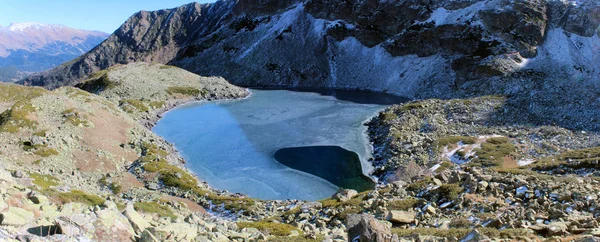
[21,0,600,130]
[0,22,108,77]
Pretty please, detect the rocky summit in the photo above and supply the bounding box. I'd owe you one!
[3,0,600,241]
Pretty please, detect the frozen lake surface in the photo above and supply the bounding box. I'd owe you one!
[153,89,406,200]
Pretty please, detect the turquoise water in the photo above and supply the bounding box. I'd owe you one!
[152,89,406,201]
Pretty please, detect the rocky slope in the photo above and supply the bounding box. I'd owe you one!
[0,23,108,77]
[22,0,600,131]
[0,67,276,241]
[22,0,599,93]
[74,62,248,126]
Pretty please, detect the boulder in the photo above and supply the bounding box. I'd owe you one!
[385,210,415,224]
[347,214,398,242]
[1,207,35,226]
[143,223,198,241]
[93,201,136,241]
[55,216,83,236]
[124,202,150,234]
[460,229,491,242]
[333,189,358,202]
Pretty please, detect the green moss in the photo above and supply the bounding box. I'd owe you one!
[433,184,463,201]
[34,148,59,157]
[387,198,418,210]
[531,146,600,170]
[449,218,472,228]
[207,193,256,211]
[134,202,177,219]
[337,207,361,221]
[53,190,105,207]
[406,177,434,192]
[62,108,89,127]
[435,161,454,173]
[22,141,46,152]
[237,221,301,236]
[382,111,398,122]
[99,175,122,194]
[471,137,515,167]
[109,183,122,194]
[0,83,47,103]
[0,100,39,133]
[166,86,202,96]
[148,101,165,109]
[144,160,198,190]
[30,173,60,189]
[320,190,370,209]
[33,130,48,137]
[76,70,119,93]
[119,99,149,113]
[397,102,425,112]
[436,136,477,150]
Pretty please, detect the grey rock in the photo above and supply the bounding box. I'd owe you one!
[385,210,415,224]
[347,214,398,242]
[334,189,358,202]
[124,201,151,234]
[0,207,35,226]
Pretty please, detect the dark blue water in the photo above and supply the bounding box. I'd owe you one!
[153,89,406,200]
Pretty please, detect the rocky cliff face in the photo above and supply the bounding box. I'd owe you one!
[23,0,600,117]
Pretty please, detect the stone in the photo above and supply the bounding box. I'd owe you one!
[139,229,160,242]
[460,229,491,242]
[1,207,35,226]
[11,170,23,178]
[424,205,436,214]
[93,203,136,241]
[347,214,398,242]
[31,136,44,146]
[145,223,198,241]
[333,189,358,202]
[55,216,83,236]
[0,168,14,183]
[385,210,415,224]
[209,232,230,242]
[28,192,48,205]
[124,202,151,234]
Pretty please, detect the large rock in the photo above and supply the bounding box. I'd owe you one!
[93,201,136,241]
[333,189,358,202]
[55,216,84,236]
[0,207,35,226]
[347,214,398,242]
[460,229,491,242]
[385,210,415,224]
[124,202,151,234]
[142,223,198,241]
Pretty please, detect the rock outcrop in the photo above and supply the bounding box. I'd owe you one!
[22,0,600,100]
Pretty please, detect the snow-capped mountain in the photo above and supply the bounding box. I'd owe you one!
[0,22,108,76]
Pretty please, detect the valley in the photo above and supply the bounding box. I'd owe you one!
[1,0,600,241]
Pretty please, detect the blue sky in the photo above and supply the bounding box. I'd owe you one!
[0,0,214,33]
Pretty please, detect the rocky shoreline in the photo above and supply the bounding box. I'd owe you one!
[4,63,600,241]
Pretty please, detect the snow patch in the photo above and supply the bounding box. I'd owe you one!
[516,186,528,196]
[423,1,486,26]
[528,28,600,78]
[237,3,304,61]
[7,22,66,31]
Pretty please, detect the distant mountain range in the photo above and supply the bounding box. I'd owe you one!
[0,22,108,82]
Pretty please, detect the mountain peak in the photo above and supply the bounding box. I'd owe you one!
[6,22,64,31]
